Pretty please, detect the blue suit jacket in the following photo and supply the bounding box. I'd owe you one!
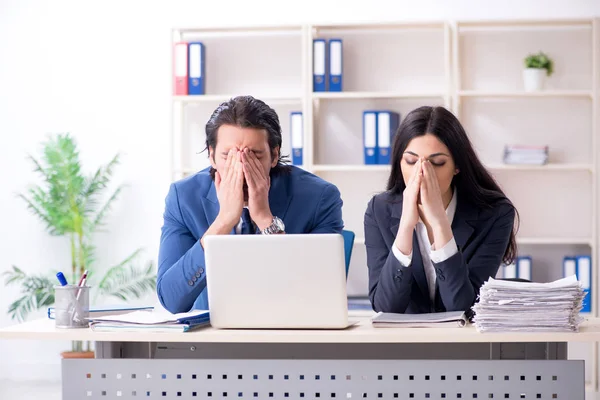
[364,190,515,314]
[157,166,344,313]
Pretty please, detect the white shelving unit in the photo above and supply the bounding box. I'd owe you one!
[171,19,600,394]
[454,18,599,392]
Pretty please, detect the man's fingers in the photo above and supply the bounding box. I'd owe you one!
[244,149,264,182]
[223,149,236,180]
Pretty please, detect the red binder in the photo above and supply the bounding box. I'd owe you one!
[173,42,188,95]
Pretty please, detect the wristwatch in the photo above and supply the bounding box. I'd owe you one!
[262,216,285,234]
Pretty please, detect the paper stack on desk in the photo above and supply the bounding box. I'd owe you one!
[88,309,210,333]
[472,276,585,333]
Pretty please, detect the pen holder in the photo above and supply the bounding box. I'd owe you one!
[54,285,90,329]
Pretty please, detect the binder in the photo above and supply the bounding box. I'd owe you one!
[187,42,205,95]
[576,255,592,313]
[363,111,378,165]
[290,111,303,165]
[376,111,400,165]
[313,39,327,92]
[328,39,343,92]
[503,262,517,279]
[173,42,188,95]
[563,256,577,278]
[516,256,532,281]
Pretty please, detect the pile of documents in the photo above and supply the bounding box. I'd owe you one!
[503,145,549,165]
[472,276,585,333]
[88,309,210,333]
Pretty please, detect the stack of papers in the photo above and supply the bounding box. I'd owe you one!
[472,276,585,333]
[372,311,468,328]
[88,309,210,333]
[503,145,549,165]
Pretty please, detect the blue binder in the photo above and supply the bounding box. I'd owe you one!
[188,42,205,95]
[290,112,303,165]
[576,255,592,313]
[376,111,400,164]
[328,39,343,92]
[313,39,327,92]
[363,111,378,165]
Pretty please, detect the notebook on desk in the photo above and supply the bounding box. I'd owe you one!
[371,311,469,328]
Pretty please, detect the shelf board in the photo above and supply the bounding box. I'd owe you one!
[487,163,593,172]
[517,237,593,246]
[457,19,593,31]
[175,25,303,37]
[173,95,303,105]
[312,165,391,173]
[459,90,593,98]
[313,92,445,100]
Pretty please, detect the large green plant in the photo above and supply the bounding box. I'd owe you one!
[3,133,156,350]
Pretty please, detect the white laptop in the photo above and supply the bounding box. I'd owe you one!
[204,233,352,329]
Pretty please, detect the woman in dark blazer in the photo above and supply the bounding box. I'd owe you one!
[364,106,518,314]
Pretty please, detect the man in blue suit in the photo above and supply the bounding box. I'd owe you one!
[157,95,344,313]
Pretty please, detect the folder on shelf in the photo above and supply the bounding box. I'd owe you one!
[290,111,303,165]
[363,111,378,165]
[187,42,205,95]
[173,42,188,95]
[502,261,517,280]
[563,256,577,278]
[576,255,592,313]
[313,39,327,92]
[328,39,343,92]
[517,256,532,281]
[376,111,400,165]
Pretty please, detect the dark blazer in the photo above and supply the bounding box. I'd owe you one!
[364,190,515,314]
[157,166,344,314]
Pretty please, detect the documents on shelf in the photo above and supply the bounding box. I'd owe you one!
[472,275,584,333]
[371,310,468,328]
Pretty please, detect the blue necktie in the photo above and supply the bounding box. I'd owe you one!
[240,208,255,235]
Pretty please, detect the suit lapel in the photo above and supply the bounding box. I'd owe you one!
[388,194,430,305]
[201,181,221,230]
[268,171,292,221]
[451,196,478,252]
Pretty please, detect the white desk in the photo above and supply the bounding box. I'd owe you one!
[1,315,597,399]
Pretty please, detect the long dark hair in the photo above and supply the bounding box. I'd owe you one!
[387,106,518,264]
[204,95,291,179]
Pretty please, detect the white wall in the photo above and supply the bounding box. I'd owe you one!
[1,0,599,382]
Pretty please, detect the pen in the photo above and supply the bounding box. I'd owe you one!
[56,272,68,286]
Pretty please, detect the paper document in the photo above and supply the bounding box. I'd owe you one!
[371,311,468,328]
[472,275,584,333]
[88,309,210,333]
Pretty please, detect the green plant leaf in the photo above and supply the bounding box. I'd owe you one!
[4,272,55,322]
[97,255,156,302]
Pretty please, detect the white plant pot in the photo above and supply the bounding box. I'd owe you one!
[523,68,547,92]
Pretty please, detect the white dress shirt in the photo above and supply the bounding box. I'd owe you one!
[392,189,458,304]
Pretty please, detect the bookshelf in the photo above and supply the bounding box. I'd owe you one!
[171,18,600,392]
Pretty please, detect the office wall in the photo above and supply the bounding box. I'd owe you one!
[1,0,599,382]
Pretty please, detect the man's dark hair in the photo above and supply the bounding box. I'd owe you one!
[205,95,291,179]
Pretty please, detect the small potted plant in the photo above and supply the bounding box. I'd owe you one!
[523,51,554,92]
